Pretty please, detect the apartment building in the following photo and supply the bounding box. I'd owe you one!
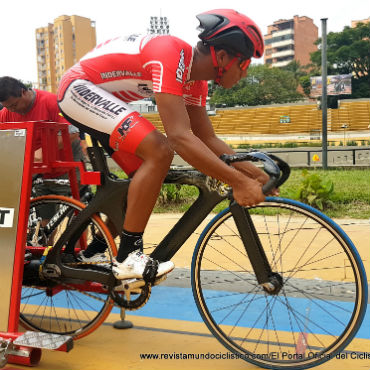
[264,15,318,68]
[36,15,96,93]
[351,17,370,27]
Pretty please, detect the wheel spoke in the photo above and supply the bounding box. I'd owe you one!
[21,196,115,339]
[193,200,365,369]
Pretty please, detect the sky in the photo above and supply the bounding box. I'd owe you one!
[1,0,369,84]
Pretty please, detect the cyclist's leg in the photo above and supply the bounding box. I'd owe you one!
[108,111,175,278]
[112,129,173,232]
[60,80,173,235]
[58,79,174,278]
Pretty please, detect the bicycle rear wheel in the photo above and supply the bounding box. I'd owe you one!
[192,197,367,369]
[22,195,117,340]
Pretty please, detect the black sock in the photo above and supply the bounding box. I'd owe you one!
[116,229,143,263]
[83,236,107,258]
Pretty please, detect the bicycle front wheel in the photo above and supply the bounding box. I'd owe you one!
[22,195,117,340]
[192,197,367,369]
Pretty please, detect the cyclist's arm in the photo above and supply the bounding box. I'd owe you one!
[34,148,42,162]
[186,104,269,185]
[155,93,264,206]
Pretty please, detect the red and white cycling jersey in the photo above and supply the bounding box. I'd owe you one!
[59,34,208,107]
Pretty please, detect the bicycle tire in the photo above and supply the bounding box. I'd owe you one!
[192,197,367,369]
[21,195,117,340]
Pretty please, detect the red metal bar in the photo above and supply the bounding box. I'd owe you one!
[60,125,80,200]
[0,121,100,361]
[3,121,100,184]
[7,123,35,332]
[49,161,101,185]
[7,347,42,367]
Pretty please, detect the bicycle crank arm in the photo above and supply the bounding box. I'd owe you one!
[114,274,168,292]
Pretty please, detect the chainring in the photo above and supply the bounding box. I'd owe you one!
[109,283,151,310]
[25,256,152,311]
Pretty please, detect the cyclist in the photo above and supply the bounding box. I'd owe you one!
[57,9,269,281]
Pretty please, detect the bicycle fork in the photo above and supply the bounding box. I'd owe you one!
[230,202,283,295]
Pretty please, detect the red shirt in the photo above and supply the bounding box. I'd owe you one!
[58,34,208,107]
[0,89,69,148]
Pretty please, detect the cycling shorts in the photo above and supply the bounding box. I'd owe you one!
[58,79,156,175]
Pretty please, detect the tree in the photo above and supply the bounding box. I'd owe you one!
[210,64,303,107]
[282,60,315,98]
[299,75,312,97]
[281,60,307,80]
[310,22,370,98]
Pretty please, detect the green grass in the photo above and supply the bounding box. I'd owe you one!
[279,168,370,218]
[112,168,370,219]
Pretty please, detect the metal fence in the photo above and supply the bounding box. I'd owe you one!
[257,147,370,167]
[107,147,370,169]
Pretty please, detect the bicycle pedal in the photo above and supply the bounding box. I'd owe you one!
[114,273,168,291]
[153,274,168,286]
[114,278,146,292]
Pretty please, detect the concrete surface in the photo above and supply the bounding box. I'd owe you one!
[5,213,370,370]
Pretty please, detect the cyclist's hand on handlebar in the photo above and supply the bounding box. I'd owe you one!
[233,160,265,182]
[255,172,280,196]
[233,161,278,196]
[254,171,269,186]
[244,168,279,197]
[232,176,265,207]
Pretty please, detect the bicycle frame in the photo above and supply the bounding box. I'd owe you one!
[43,145,286,290]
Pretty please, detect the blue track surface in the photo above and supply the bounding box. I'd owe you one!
[110,286,370,339]
[22,284,369,339]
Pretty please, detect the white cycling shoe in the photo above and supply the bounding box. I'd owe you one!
[77,250,110,266]
[112,250,174,281]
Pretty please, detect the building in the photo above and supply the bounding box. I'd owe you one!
[36,15,96,93]
[148,15,170,35]
[351,17,370,27]
[264,15,318,68]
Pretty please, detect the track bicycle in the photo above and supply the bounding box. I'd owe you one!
[21,143,368,369]
[26,175,93,247]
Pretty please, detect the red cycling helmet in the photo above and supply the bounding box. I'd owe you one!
[196,9,264,59]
